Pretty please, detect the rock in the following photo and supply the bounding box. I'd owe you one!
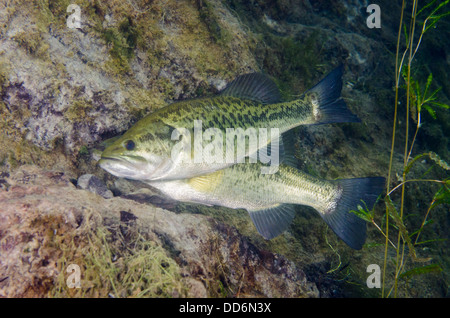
[0,166,319,298]
[77,173,113,199]
[0,0,258,175]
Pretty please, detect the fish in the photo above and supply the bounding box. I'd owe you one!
[148,162,385,250]
[99,65,360,181]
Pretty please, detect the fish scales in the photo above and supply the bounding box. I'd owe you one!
[142,95,314,131]
[151,163,338,214]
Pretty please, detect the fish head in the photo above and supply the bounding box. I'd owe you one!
[98,118,180,181]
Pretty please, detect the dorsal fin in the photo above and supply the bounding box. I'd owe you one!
[220,73,282,104]
[248,204,296,239]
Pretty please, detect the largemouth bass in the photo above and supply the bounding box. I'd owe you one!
[149,163,385,250]
[99,66,359,181]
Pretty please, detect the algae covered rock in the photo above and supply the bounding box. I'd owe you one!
[77,173,113,199]
[0,0,258,175]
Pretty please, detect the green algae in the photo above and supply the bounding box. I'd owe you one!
[100,16,139,74]
[197,0,231,44]
[266,33,324,97]
[64,99,95,123]
[50,213,188,298]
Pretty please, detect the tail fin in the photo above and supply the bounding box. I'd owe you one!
[321,177,385,249]
[307,65,361,124]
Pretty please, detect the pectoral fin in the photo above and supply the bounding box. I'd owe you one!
[187,169,224,193]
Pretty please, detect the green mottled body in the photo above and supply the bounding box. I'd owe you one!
[100,94,319,181]
[159,95,316,131]
[149,163,341,215]
[123,95,316,155]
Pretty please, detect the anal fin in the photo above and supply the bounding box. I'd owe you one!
[248,204,296,240]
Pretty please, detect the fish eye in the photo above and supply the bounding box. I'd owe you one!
[124,140,135,151]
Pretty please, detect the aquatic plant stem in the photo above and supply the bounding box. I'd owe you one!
[383,0,449,298]
[385,0,405,298]
[414,201,434,246]
[371,220,396,249]
[387,179,445,197]
[395,0,419,298]
[325,227,342,274]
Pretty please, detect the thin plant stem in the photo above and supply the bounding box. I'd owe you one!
[414,198,435,245]
[385,0,406,298]
[372,220,397,249]
[395,0,419,298]
[407,113,421,160]
[387,179,444,197]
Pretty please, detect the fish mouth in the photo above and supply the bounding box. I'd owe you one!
[98,155,146,179]
[98,154,172,181]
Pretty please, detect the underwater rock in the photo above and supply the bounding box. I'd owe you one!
[0,166,318,298]
[0,0,258,174]
[77,173,113,199]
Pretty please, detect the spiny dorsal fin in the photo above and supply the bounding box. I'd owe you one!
[248,204,296,240]
[220,73,282,104]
